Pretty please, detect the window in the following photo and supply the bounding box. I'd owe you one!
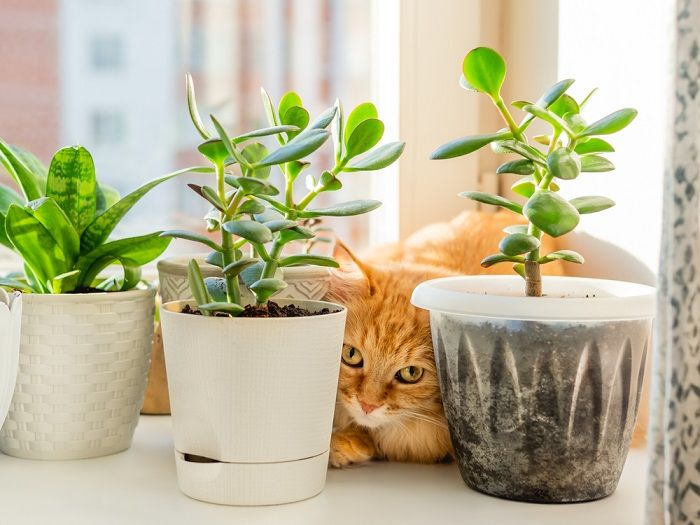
[91,111,126,145]
[90,35,124,71]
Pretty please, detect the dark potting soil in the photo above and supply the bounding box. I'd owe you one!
[67,286,106,294]
[181,301,335,318]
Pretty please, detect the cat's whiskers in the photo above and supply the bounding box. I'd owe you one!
[398,410,448,429]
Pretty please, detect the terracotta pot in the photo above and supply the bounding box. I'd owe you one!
[160,299,346,505]
[0,288,155,460]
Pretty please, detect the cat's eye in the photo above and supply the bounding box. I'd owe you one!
[396,366,424,384]
[341,345,363,367]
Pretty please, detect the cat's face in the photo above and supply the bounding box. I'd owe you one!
[329,263,451,430]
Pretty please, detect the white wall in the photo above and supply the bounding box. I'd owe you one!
[558,0,673,272]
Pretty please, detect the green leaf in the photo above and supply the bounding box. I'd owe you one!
[232,125,299,143]
[0,139,43,201]
[498,233,541,256]
[513,263,526,279]
[187,259,211,315]
[279,226,315,242]
[539,250,585,264]
[0,187,23,248]
[260,88,279,128]
[210,115,248,167]
[503,224,528,235]
[344,103,378,145]
[160,230,222,251]
[237,177,279,196]
[569,196,616,214]
[522,104,575,136]
[462,47,506,99]
[80,166,211,254]
[281,106,309,140]
[480,253,524,268]
[333,99,344,163]
[198,302,244,315]
[580,88,598,108]
[4,204,71,285]
[549,94,580,118]
[186,73,211,140]
[249,278,287,303]
[565,113,588,134]
[222,220,273,244]
[496,159,534,175]
[285,160,310,182]
[511,178,536,198]
[0,277,33,292]
[264,219,297,232]
[344,142,405,172]
[574,138,615,155]
[580,155,615,172]
[518,78,575,129]
[533,134,551,145]
[241,142,271,179]
[296,199,382,218]
[547,147,581,180]
[222,257,258,276]
[204,277,227,302]
[197,139,230,165]
[205,251,224,268]
[279,254,339,268]
[309,105,337,130]
[27,197,80,265]
[458,74,477,91]
[459,191,523,214]
[258,129,330,166]
[578,108,638,137]
[238,199,266,215]
[344,119,384,160]
[431,131,511,160]
[523,191,580,237]
[278,92,303,122]
[499,140,547,164]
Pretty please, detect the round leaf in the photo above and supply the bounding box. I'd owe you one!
[345,119,384,159]
[569,196,615,214]
[278,92,303,122]
[250,278,287,303]
[241,143,271,178]
[344,102,378,145]
[204,277,227,302]
[462,47,505,98]
[222,220,273,244]
[523,191,580,237]
[547,147,581,180]
[498,233,541,256]
[550,94,580,118]
[281,106,310,139]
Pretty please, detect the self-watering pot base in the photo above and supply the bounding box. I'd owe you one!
[174,450,329,505]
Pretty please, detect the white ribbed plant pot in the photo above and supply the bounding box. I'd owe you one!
[0,288,156,460]
[0,291,22,429]
[158,254,331,304]
[412,276,656,503]
[160,299,346,506]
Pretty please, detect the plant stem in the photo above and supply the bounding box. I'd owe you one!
[494,97,524,141]
[524,260,542,297]
[283,163,294,208]
[215,161,241,305]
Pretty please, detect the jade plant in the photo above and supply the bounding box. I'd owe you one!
[431,47,637,296]
[0,141,207,293]
[164,75,404,315]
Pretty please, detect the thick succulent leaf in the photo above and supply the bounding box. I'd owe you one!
[260,88,279,128]
[233,125,299,143]
[539,250,585,264]
[333,99,344,163]
[344,119,384,160]
[503,224,528,235]
[257,129,330,166]
[241,143,271,179]
[279,254,339,268]
[519,79,575,129]
[549,94,580,118]
[480,253,524,268]
[496,159,535,175]
[344,142,405,172]
[205,251,224,268]
[4,204,70,285]
[222,257,258,276]
[222,220,273,244]
[522,105,575,136]
[279,226,315,242]
[160,230,222,251]
[547,148,581,180]
[204,277,227,302]
[250,277,287,303]
[498,233,541,256]
[499,140,547,164]
[77,232,171,287]
[309,105,337,130]
[580,155,615,172]
[238,199,266,215]
[81,166,211,254]
[523,191,580,237]
[569,196,616,214]
[186,73,211,139]
[511,178,537,198]
[210,115,248,167]
[344,102,378,145]
[278,92,303,122]
[198,302,244,315]
[579,108,638,137]
[187,259,211,315]
[234,177,279,196]
[296,199,381,218]
[431,131,511,160]
[459,191,523,214]
[264,219,297,232]
[0,139,43,201]
[574,138,615,155]
[46,146,97,234]
[462,47,505,98]
[280,106,309,140]
[513,263,526,279]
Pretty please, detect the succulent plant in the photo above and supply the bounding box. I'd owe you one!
[431,47,637,296]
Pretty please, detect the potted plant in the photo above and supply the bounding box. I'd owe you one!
[159,77,403,505]
[0,289,21,430]
[411,47,655,503]
[0,140,205,460]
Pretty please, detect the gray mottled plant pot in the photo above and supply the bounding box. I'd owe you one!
[412,276,655,503]
[157,254,331,304]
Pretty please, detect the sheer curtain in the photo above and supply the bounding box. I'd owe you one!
[646,0,700,523]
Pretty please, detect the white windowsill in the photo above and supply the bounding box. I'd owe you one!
[0,415,647,524]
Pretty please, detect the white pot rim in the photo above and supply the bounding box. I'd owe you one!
[20,286,155,304]
[411,275,656,321]
[161,298,346,323]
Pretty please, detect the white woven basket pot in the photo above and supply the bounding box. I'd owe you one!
[0,288,156,460]
[160,299,346,506]
[412,276,656,503]
[0,292,22,429]
[157,254,331,304]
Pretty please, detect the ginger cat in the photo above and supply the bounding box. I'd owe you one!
[327,211,564,467]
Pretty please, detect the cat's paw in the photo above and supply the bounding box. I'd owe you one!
[329,430,375,468]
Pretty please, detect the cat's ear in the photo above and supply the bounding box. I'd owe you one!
[332,238,378,296]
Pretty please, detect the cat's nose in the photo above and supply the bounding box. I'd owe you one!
[359,400,379,414]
